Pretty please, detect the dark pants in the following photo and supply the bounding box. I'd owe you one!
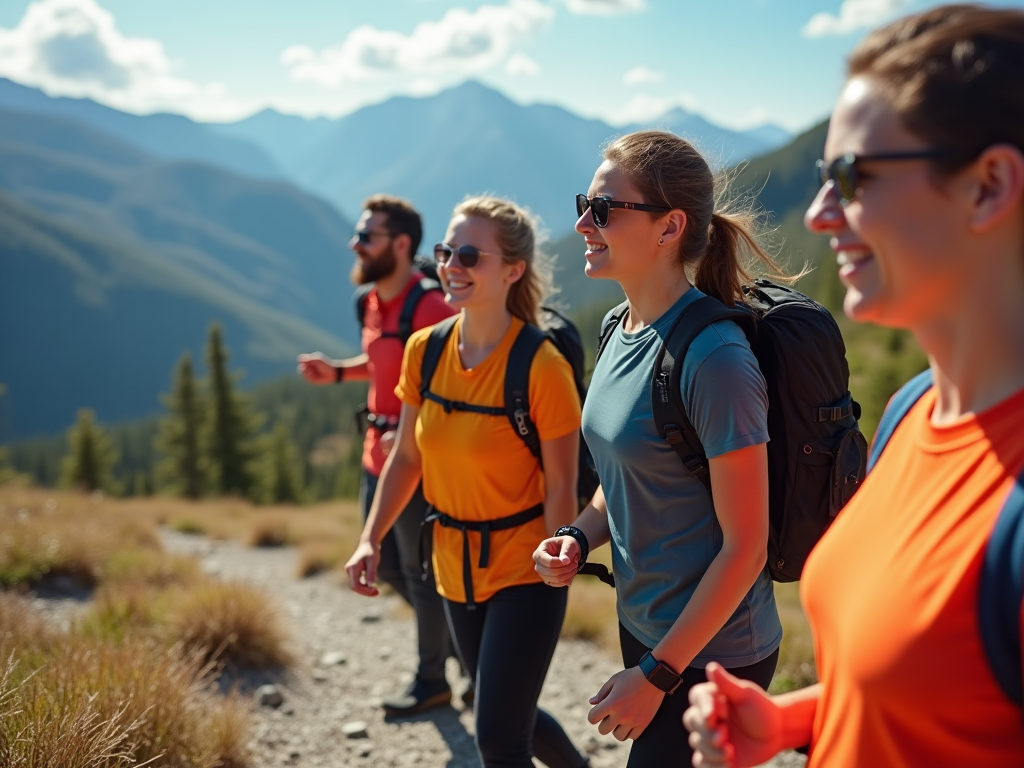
[444,583,587,768]
[361,468,452,682]
[618,623,779,768]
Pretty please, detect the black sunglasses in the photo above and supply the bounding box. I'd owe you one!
[433,242,503,268]
[576,194,671,228]
[352,230,393,245]
[816,150,950,205]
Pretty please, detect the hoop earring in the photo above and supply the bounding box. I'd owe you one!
[658,238,664,245]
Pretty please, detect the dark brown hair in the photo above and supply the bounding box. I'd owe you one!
[848,4,1024,169]
[363,194,423,258]
[604,130,789,307]
[453,196,553,327]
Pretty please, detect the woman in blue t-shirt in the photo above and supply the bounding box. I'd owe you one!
[534,130,787,766]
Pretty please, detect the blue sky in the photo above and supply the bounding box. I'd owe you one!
[1,0,1020,132]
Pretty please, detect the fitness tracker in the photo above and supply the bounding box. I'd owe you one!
[638,651,683,694]
[553,525,590,573]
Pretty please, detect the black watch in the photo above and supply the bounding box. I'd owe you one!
[638,651,683,694]
[553,525,589,573]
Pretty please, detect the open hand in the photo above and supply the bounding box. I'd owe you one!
[683,662,783,767]
[587,666,664,742]
[532,535,579,587]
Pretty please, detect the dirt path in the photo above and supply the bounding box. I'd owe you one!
[162,531,806,768]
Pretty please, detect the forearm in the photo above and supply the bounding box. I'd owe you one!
[774,684,821,751]
[653,543,767,673]
[362,451,421,545]
[543,481,578,536]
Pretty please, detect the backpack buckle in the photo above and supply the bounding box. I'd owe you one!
[663,424,684,446]
[683,456,708,478]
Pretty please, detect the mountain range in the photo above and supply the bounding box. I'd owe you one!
[0,77,800,440]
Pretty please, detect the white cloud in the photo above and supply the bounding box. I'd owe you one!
[613,93,699,125]
[622,65,663,85]
[505,52,540,76]
[282,0,554,87]
[802,0,912,37]
[0,0,243,118]
[564,0,646,14]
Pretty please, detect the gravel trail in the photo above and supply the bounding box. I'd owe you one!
[162,531,806,768]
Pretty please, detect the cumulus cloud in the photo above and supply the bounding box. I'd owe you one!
[802,0,912,37]
[505,52,540,76]
[564,0,646,14]
[282,0,554,86]
[0,0,242,118]
[622,66,663,85]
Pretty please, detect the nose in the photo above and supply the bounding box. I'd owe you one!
[804,182,846,234]
[575,208,595,235]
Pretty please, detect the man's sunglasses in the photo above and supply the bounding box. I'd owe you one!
[576,194,671,228]
[433,242,504,268]
[352,230,393,245]
[815,150,950,205]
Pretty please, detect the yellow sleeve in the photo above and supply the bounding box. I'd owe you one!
[395,326,431,406]
[528,340,582,442]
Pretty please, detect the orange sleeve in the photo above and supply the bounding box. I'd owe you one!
[529,340,582,442]
[395,326,431,407]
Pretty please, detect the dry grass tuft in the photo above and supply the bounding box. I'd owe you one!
[165,580,295,670]
[295,540,346,578]
[245,511,292,547]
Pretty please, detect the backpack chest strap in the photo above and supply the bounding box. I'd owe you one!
[421,503,544,609]
[421,390,506,417]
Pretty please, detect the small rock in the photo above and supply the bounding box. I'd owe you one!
[342,720,369,739]
[360,608,381,623]
[280,702,295,715]
[203,560,221,575]
[602,741,619,750]
[312,669,329,682]
[320,651,347,666]
[356,743,373,758]
[256,685,284,708]
[288,748,301,759]
[378,646,392,660]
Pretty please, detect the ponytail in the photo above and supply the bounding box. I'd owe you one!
[696,211,783,307]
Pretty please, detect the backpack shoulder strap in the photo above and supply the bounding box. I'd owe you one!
[596,300,630,365]
[866,369,934,472]
[354,284,374,327]
[652,296,750,497]
[504,323,548,462]
[980,470,1024,707]
[419,315,459,398]
[398,276,442,345]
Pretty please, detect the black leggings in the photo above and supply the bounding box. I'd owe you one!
[444,583,587,768]
[619,623,779,768]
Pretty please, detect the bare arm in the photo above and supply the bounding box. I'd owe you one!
[539,430,580,536]
[344,402,422,595]
[297,352,370,384]
[654,443,769,672]
[534,484,611,587]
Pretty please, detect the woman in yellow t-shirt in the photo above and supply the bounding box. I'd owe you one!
[345,196,589,768]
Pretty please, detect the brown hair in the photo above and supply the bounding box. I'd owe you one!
[604,130,789,307]
[848,5,1024,170]
[452,196,553,327]
[363,194,423,258]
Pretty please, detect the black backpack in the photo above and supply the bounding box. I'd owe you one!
[354,255,442,345]
[597,280,868,582]
[420,308,600,511]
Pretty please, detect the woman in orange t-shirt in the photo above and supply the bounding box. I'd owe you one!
[345,196,588,768]
[684,6,1024,768]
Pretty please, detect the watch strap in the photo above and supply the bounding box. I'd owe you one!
[554,525,590,573]
[638,651,683,694]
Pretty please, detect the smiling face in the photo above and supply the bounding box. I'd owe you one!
[349,210,398,285]
[804,77,975,328]
[575,160,669,284]
[438,214,524,313]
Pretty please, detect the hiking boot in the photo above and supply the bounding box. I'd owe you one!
[381,676,451,717]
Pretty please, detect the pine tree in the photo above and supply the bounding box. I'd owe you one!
[255,424,305,505]
[59,409,122,494]
[155,352,207,499]
[201,323,261,497]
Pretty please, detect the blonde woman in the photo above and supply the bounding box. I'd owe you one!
[346,197,589,768]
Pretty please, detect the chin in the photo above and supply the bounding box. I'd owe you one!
[584,260,613,280]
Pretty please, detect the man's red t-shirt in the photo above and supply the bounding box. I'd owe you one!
[360,273,454,476]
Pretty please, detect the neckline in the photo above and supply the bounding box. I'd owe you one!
[617,286,700,344]
[452,315,523,376]
[916,385,1024,453]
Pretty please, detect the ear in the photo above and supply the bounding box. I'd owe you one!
[504,258,527,285]
[659,209,688,245]
[392,232,413,260]
[968,144,1024,234]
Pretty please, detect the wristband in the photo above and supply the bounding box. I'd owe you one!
[553,525,589,573]
[334,365,344,384]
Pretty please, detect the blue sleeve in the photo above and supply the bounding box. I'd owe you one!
[680,322,769,459]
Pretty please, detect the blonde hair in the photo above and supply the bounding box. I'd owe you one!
[604,130,794,306]
[452,196,554,326]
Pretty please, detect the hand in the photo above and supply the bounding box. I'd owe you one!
[683,662,783,767]
[532,535,579,587]
[344,540,381,597]
[587,666,664,742]
[379,429,396,457]
[297,352,337,385]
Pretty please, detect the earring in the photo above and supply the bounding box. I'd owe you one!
[658,238,664,245]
